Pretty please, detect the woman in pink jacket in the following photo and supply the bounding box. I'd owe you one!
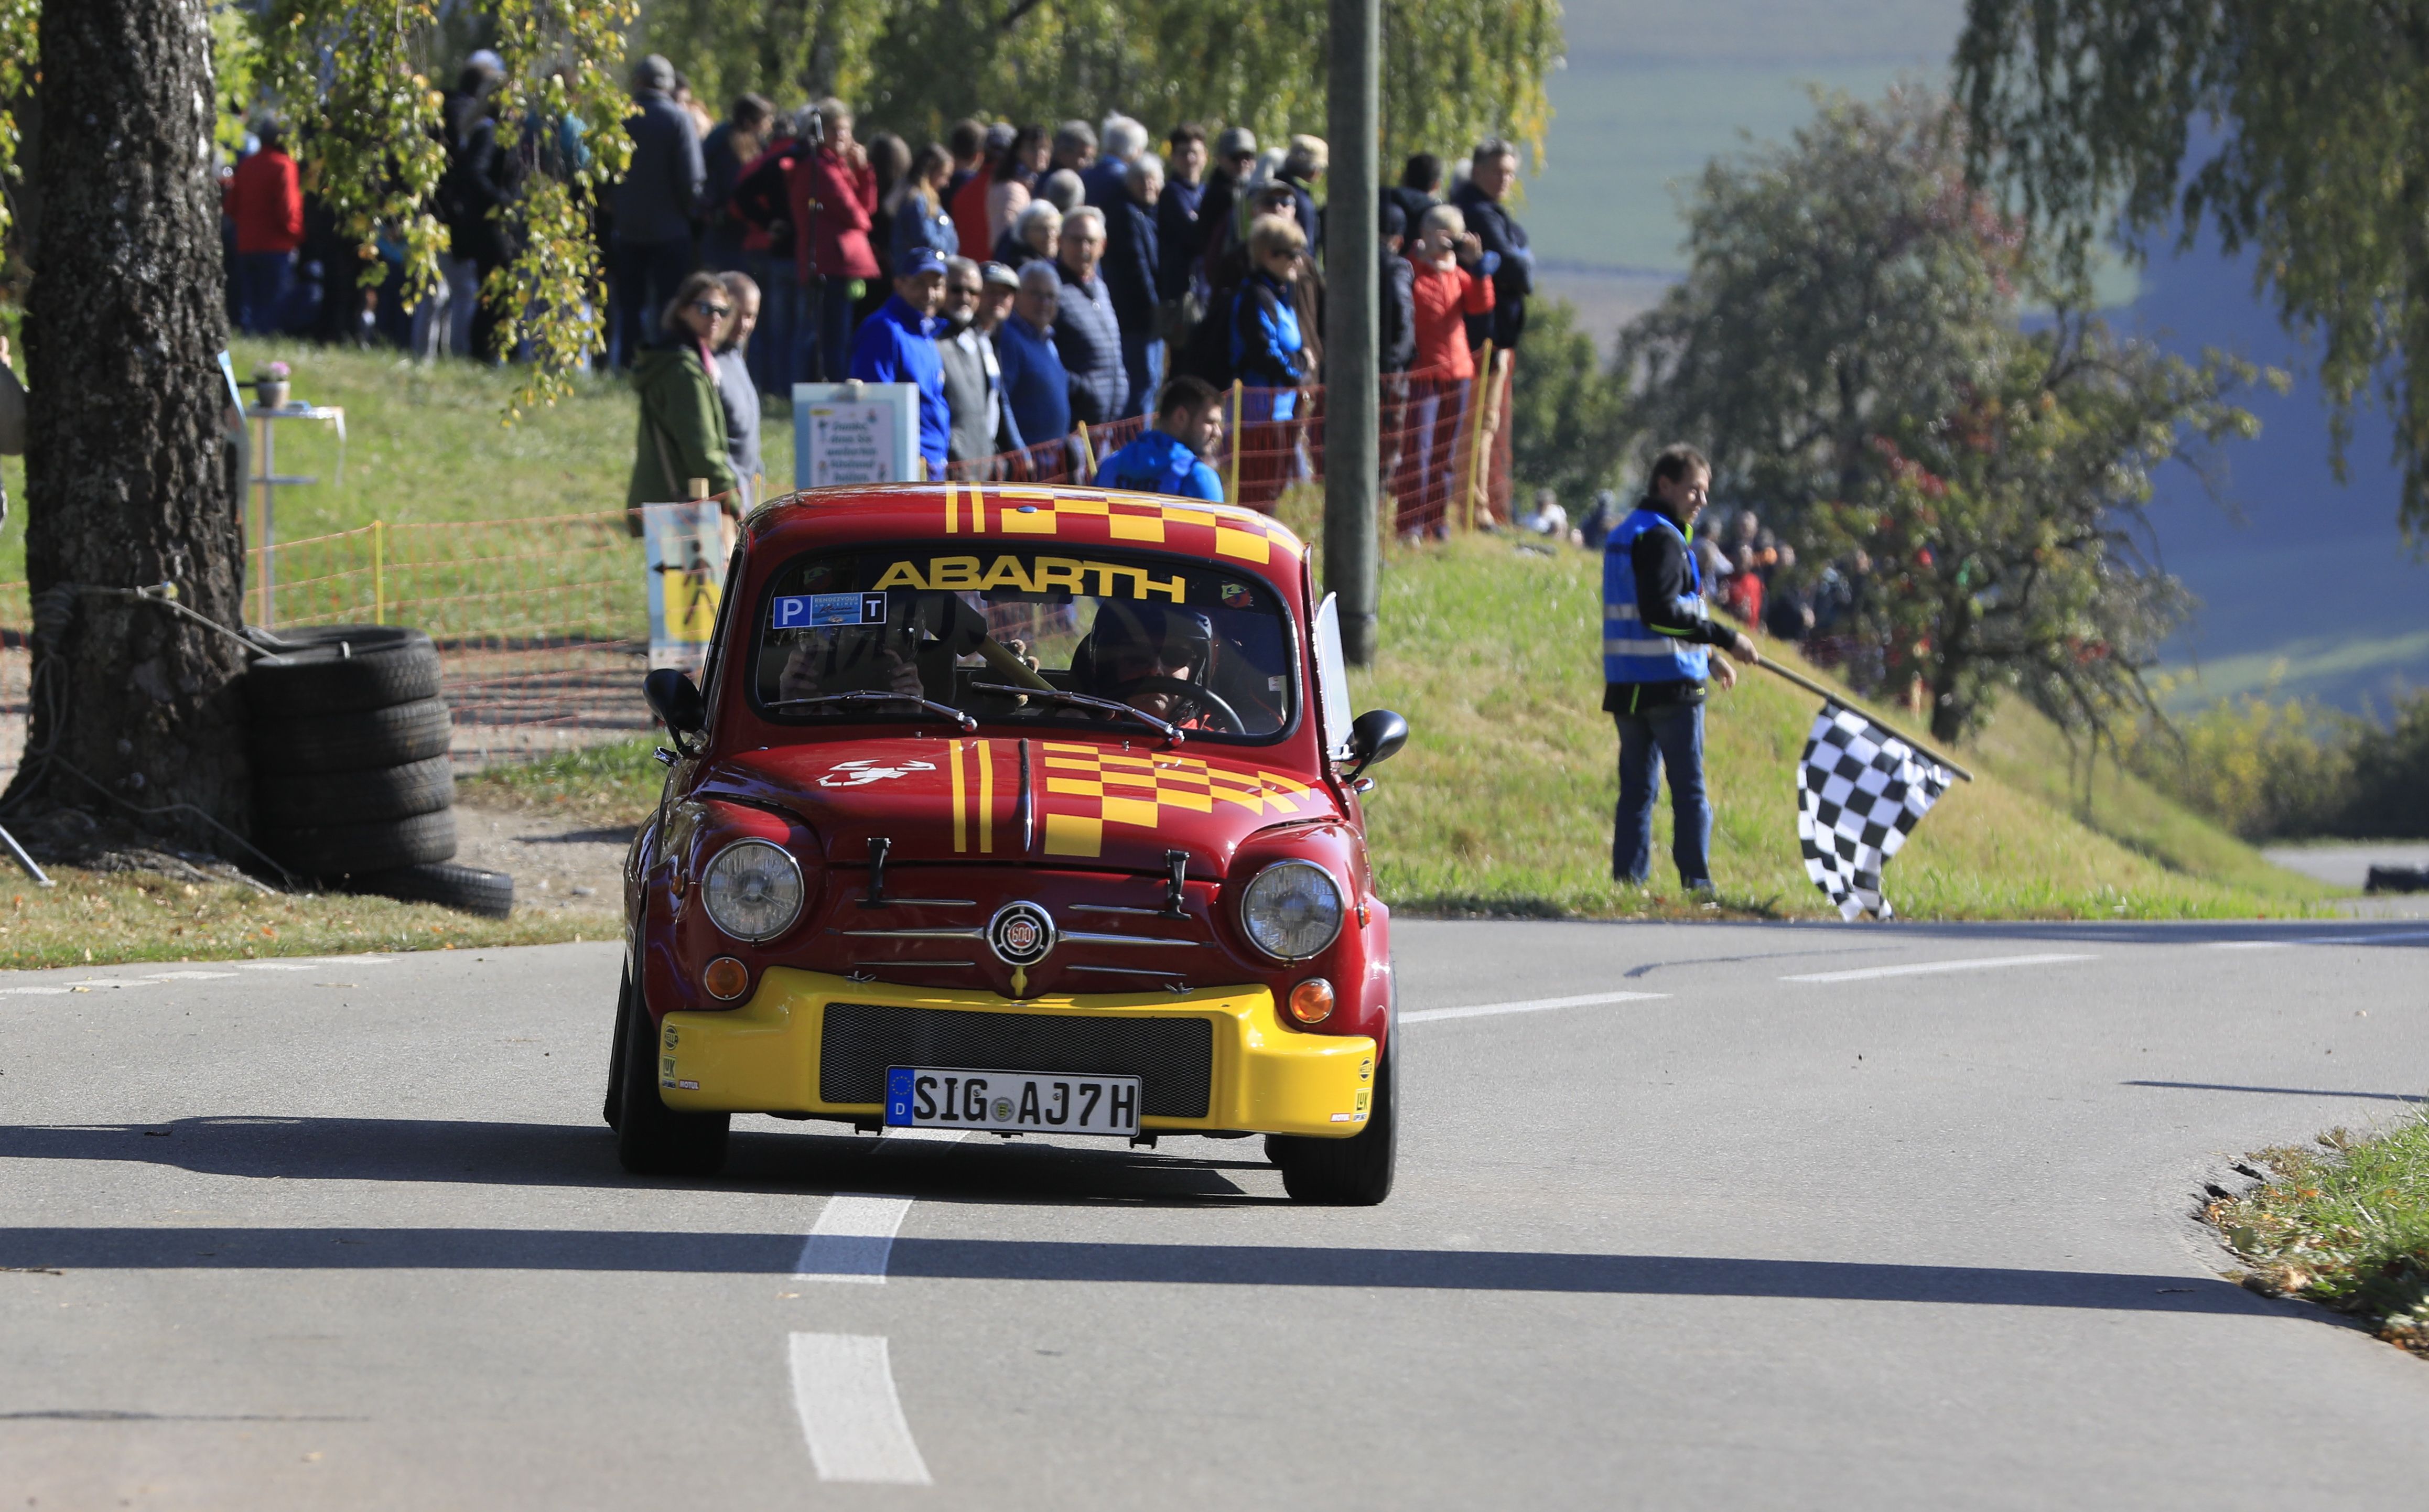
[788,98,879,381]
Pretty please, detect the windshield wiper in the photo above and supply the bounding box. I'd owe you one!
[968,682,1183,743]
[764,691,976,732]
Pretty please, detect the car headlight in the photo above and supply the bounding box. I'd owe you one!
[1239,859,1344,961]
[699,839,805,942]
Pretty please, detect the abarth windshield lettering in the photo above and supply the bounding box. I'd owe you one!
[751,545,1296,741]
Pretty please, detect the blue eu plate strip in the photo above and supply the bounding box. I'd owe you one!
[772,591,887,629]
[885,1066,915,1127]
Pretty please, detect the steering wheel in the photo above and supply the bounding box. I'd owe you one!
[1122,675,1245,734]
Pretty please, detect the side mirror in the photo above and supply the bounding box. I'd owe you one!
[645,667,707,737]
[1344,708,1409,779]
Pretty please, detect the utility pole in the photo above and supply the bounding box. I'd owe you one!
[1323,0,1381,664]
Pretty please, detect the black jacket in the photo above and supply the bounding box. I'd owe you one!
[1380,251,1416,374]
[1103,195,1160,334]
[1450,181,1532,351]
[613,89,704,244]
[1383,186,1436,253]
[1156,179,1206,299]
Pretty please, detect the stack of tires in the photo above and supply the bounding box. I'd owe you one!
[245,625,513,919]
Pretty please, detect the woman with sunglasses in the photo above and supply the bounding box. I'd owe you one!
[625,269,740,533]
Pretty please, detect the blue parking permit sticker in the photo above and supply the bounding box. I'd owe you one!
[886,1066,915,1127]
[772,591,887,629]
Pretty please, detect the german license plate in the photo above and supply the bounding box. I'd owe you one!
[884,1066,1141,1137]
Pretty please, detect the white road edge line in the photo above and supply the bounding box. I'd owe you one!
[2210,928,2429,950]
[1782,953,2097,983]
[1402,990,1666,1024]
[787,1333,933,1485]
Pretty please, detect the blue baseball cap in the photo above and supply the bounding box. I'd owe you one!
[896,246,947,278]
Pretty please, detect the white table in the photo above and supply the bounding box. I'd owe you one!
[244,403,344,628]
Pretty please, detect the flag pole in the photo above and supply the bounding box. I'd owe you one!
[1744,650,1974,782]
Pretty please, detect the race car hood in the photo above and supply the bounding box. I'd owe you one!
[699,736,1341,875]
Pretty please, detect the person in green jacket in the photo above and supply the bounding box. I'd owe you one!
[627,269,740,532]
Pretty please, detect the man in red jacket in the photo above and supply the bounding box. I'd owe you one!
[228,123,305,334]
[789,98,879,381]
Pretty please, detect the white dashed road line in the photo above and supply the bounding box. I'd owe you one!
[1782,953,2097,983]
[786,1333,933,1485]
[783,1129,965,1480]
[791,1129,967,1283]
[1402,990,1667,1024]
[793,1196,916,1284]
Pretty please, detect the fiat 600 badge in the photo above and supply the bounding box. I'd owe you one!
[608,484,1410,1203]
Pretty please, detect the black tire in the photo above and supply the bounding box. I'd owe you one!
[245,625,441,718]
[344,860,513,919]
[251,698,452,775]
[255,755,456,828]
[245,625,442,719]
[604,979,630,1130]
[1268,1039,1397,1205]
[614,967,728,1175]
[261,808,457,877]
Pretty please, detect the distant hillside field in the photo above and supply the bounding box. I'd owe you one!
[1344,533,2333,921]
[1530,0,2426,712]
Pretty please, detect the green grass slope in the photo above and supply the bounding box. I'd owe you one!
[1348,535,2334,920]
[0,338,792,584]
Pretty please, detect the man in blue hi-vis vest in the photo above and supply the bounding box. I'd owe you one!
[1603,443,1756,892]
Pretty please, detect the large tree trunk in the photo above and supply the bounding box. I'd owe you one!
[10,0,251,846]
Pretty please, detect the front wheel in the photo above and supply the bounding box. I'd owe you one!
[1267,1040,1396,1205]
[613,968,730,1176]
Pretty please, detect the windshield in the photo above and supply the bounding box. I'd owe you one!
[750,545,1296,741]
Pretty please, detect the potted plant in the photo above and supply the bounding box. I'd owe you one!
[252,361,291,411]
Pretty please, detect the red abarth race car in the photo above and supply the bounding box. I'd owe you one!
[606,484,1410,1203]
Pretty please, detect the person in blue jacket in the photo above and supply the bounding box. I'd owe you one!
[1230,214,1311,422]
[1603,443,1756,894]
[849,245,951,478]
[994,261,1071,452]
[1095,375,1225,501]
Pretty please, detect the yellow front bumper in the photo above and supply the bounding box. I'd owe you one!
[655,968,1376,1138]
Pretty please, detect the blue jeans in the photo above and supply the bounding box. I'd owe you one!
[741,254,796,395]
[1119,332,1158,418]
[817,276,859,382]
[1612,700,1711,886]
[236,251,295,336]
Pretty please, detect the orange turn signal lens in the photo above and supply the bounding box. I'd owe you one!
[702,956,750,1001]
[1287,978,1335,1025]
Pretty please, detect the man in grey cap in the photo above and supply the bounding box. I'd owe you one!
[610,55,705,368]
[937,257,1025,465]
[1193,126,1258,290]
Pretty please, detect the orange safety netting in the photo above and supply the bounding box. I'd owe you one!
[939,358,1517,533]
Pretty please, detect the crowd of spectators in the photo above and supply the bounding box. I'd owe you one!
[220,52,1543,506]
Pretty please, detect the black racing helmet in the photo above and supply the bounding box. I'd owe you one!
[1074,600,1215,696]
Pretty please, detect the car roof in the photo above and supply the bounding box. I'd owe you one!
[744,483,1310,589]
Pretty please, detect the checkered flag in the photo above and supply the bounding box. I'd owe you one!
[1797,703,1952,921]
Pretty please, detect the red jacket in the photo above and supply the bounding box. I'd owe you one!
[228,148,304,255]
[1406,255,1493,379]
[949,170,995,276]
[791,148,878,282]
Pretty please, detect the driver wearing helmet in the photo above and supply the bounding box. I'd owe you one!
[1076,600,1219,726]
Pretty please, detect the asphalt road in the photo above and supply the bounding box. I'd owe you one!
[5,920,2427,1509]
